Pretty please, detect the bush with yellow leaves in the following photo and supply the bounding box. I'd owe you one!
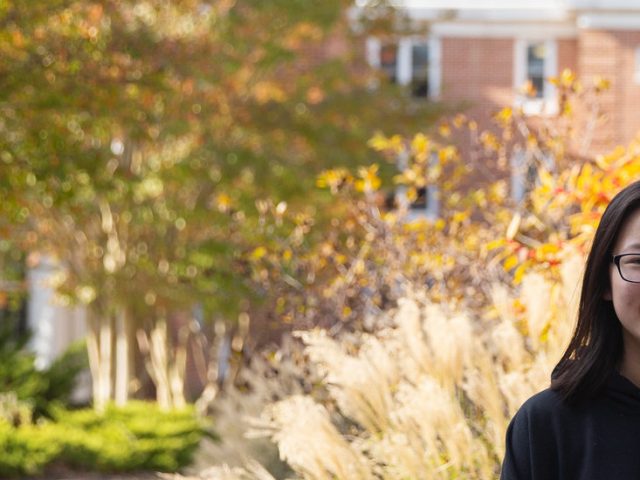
[196,71,640,479]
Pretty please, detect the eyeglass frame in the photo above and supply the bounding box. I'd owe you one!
[612,253,640,283]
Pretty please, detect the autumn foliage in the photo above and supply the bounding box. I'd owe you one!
[206,70,640,479]
[3,1,640,477]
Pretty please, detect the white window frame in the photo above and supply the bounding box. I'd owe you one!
[513,38,558,116]
[510,149,529,203]
[366,36,442,100]
[511,148,555,203]
[395,150,440,220]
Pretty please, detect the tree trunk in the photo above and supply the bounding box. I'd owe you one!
[169,324,189,409]
[141,318,172,410]
[114,307,129,406]
[137,315,189,410]
[87,309,113,413]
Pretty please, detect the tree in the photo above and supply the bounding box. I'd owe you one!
[0,0,441,408]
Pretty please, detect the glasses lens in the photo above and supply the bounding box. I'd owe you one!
[620,255,640,282]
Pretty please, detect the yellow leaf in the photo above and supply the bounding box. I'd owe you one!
[538,243,560,255]
[215,193,233,213]
[367,131,390,151]
[538,168,554,188]
[494,107,513,126]
[513,263,527,285]
[593,76,611,92]
[539,321,551,343]
[504,255,519,271]
[551,68,576,88]
[355,164,381,193]
[452,210,469,223]
[389,134,405,154]
[438,123,451,138]
[250,246,267,261]
[316,168,351,192]
[438,146,458,163]
[453,114,467,129]
[480,131,499,151]
[411,133,430,160]
[486,239,506,251]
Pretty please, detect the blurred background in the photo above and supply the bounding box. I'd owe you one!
[2,0,640,478]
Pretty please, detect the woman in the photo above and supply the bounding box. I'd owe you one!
[501,180,640,480]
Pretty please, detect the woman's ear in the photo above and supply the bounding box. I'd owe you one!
[603,286,612,301]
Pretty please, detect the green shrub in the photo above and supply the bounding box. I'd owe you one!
[0,401,208,477]
[0,420,61,477]
[37,341,88,413]
[0,324,88,419]
[0,392,33,426]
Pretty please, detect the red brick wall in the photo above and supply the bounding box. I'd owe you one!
[438,38,514,188]
[441,37,514,122]
[610,31,640,148]
[578,30,640,153]
[558,39,578,75]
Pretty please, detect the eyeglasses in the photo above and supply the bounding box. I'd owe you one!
[612,253,640,283]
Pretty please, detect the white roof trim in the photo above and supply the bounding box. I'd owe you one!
[406,8,571,21]
[569,0,640,9]
[397,0,640,9]
[577,13,640,30]
[431,22,578,38]
[399,0,566,8]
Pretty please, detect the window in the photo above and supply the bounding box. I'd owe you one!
[526,42,546,99]
[395,151,440,220]
[511,148,555,203]
[380,43,398,84]
[411,43,430,98]
[366,37,441,100]
[514,39,557,115]
[407,183,439,220]
[634,46,640,84]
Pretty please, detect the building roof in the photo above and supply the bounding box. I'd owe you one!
[398,0,640,8]
[380,0,640,29]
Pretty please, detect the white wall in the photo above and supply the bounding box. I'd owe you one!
[27,257,87,370]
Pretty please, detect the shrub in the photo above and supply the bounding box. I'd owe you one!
[0,420,61,477]
[0,392,33,426]
[0,324,88,420]
[0,401,208,477]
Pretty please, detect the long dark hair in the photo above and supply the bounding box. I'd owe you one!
[551,180,640,404]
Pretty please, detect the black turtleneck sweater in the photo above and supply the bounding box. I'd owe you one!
[501,373,640,480]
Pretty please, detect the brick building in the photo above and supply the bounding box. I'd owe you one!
[363,0,640,206]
